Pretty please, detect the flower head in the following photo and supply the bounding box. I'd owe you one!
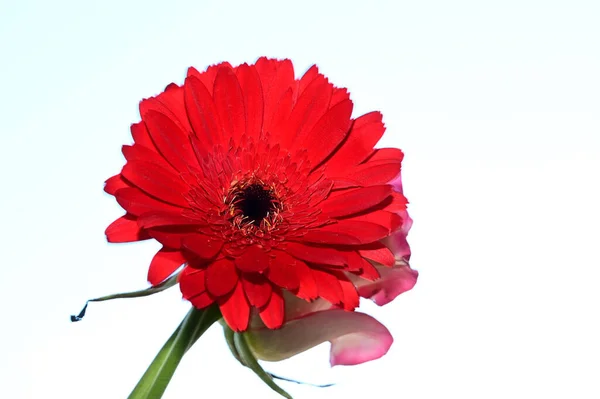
[105,57,415,332]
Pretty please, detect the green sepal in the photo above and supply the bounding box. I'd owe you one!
[223,325,243,364]
[128,305,221,399]
[233,332,293,399]
[70,272,180,322]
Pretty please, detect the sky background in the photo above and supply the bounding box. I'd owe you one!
[1,0,599,398]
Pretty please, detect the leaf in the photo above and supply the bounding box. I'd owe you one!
[128,305,221,399]
[70,272,180,322]
[233,332,293,399]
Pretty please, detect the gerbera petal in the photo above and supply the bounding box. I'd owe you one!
[234,245,269,273]
[205,258,238,297]
[298,229,361,245]
[311,268,343,305]
[143,110,198,172]
[292,259,318,300]
[330,177,361,190]
[296,64,319,94]
[344,250,365,272]
[236,63,264,141]
[267,87,294,136]
[105,214,149,243]
[121,144,174,171]
[155,83,193,132]
[148,247,185,286]
[296,99,353,169]
[336,160,401,186]
[115,187,183,216]
[259,287,284,329]
[188,62,232,95]
[147,229,193,249]
[254,57,294,133]
[179,267,215,309]
[184,75,223,148]
[338,274,360,311]
[246,309,393,366]
[330,87,350,107]
[343,211,402,233]
[358,242,395,267]
[242,275,272,309]
[104,174,129,195]
[304,220,389,245]
[137,211,202,229]
[352,258,381,281]
[181,234,223,260]
[281,73,331,149]
[321,185,392,218]
[356,264,418,306]
[366,147,405,162]
[286,242,346,266]
[188,290,214,309]
[139,87,189,132]
[266,251,300,290]
[382,191,409,213]
[219,281,250,332]
[121,161,189,207]
[324,111,386,174]
[130,121,156,151]
[307,179,333,206]
[213,66,245,144]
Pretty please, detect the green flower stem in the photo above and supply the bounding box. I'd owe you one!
[128,305,221,399]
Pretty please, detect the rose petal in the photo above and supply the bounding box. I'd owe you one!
[383,210,413,259]
[283,292,333,321]
[246,309,393,366]
[354,264,418,306]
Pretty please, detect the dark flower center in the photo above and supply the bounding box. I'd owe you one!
[236,184,277,225]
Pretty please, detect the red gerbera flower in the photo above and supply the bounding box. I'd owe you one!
[105,57,408,332]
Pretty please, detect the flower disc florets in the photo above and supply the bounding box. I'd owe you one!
[228,179,282,229]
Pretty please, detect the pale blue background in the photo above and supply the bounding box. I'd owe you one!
[1,0,599,398]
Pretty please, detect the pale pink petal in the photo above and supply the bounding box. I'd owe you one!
[389,173,404,194]
[283,290,333,320]
[248,291,334,330]
[246,309,393,367]
[354,263,418,306]
[383,209,413,259]
[382,173,413,259]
